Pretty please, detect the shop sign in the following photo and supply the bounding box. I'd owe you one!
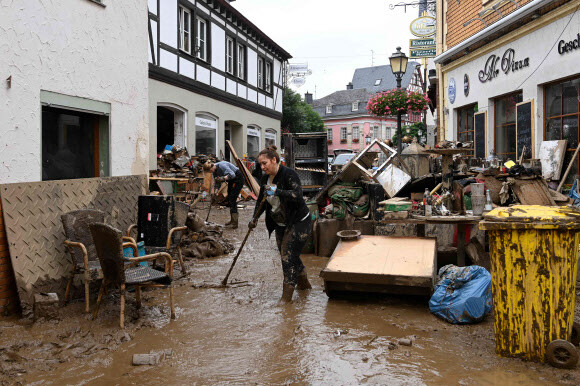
[288,63,309,73]
[195,116,216,129]
[448,77,456,104]
[247,127,260,137]
[558,33,580,54]
[410,16,436,37]
[464,74,469,97]
[478,48,529,83]
[410,48,436,58]
[410,38,436,48]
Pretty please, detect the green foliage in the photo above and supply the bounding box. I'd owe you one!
[391,122,426,146]
[282,88,324,133]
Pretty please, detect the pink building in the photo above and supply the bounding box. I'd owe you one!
[309,62,424,154]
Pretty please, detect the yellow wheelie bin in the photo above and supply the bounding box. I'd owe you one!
[479,205,580,368]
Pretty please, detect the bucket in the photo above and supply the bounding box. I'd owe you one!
[471,194,485,216]
[471,183,485,196]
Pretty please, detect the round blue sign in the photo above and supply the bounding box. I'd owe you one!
[448,78,456,104]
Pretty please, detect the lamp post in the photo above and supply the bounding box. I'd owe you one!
[389,47,408,154]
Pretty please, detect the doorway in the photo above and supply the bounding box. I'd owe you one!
[157,105,186,154]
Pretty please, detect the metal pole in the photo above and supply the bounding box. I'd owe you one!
[396,75,402,154]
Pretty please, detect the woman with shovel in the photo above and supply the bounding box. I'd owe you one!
[249,145,312,303]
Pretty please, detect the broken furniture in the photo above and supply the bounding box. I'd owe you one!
[90,223,175,329]
[320,236,437,297]
[376,214,482,267]
[283,132,329,194]
[149,176,201,203]
[126,196,188,276]
[62,209,106,313]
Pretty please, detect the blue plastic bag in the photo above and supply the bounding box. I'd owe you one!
[123,241,149,267]
[429,264,492,324]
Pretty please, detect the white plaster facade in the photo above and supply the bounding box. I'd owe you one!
[440,4,580,158]
[0,0,149,183]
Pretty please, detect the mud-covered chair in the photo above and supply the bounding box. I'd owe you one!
[126,200,189,276]
[90,223,175,329]
[61,209,106,313]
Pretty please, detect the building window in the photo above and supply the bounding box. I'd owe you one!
[375,79,381,86]
[247,125,261,158]
[265,62,272,93]
[237,44,245,80]
[178,6,191,54]
[352,101,359,111]
[265,129,276,147]
[42,106,109,181]
[545,77,580,181]
[257,58,264,89]
[196,16,207,61]
[195,113,217,155]
[373,126,380,139]
[340,127,347,142]
[457,104,476,156]
[494,92,522,158]
[352,126,360,142]
[226,37,234,74]
[326,105,332,114]
[327,127,333,142]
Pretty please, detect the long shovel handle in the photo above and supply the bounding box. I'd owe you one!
[206,177,214,222]
[222,197,267,285]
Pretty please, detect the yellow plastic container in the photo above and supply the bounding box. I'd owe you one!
[479,205,580,362]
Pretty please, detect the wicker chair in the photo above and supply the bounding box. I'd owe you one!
[126,200,189,275]
[90,223,175,329]
[61,209,106,313]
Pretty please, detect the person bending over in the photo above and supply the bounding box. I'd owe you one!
[210,160,244,229]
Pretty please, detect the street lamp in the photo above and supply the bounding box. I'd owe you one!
[389,46,408,154]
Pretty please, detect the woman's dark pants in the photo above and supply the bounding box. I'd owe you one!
[274,215,312,286]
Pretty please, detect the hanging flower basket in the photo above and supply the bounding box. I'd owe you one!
[366,89,430,117]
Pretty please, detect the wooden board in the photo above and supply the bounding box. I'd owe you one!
[320,236,437,294]
[516,100,534,160]
[512,178,556,206]
[474,111,486,159]
[226,140,259,198]
[539,140,567,180]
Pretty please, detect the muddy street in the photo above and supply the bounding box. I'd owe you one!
[0,205,579,385]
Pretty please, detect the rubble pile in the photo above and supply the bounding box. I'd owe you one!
[180,212,235,259]
[153,145,217,178]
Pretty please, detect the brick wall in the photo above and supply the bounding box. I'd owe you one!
[0,200,20,315]
[446,0,533,49]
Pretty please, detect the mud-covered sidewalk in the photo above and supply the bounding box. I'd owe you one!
[1,205,579,385]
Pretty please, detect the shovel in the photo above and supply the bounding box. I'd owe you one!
[221,197,267,286]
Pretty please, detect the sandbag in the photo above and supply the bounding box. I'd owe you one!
[429,265,492,324]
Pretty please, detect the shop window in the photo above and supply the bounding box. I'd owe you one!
[195,113,217,155]
[545,77,580,183]
[265,129,276,147]
[457,104,476,156]
[247,125,261,158]
[42,106,109,181]
[494,92,522,159]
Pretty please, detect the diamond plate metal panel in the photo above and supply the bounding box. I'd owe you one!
[0,176,147,310]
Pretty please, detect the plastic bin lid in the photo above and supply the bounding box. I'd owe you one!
[479,205,580,230]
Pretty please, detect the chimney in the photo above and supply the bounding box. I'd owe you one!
[304,92,313,105]
[346,82,353,90]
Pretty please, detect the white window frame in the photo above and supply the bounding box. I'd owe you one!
[352,126,359,140]
[327,127,333,141]
[178,6,191,54]
[340,127,347,141]
[373,125,380,139]
[257,57,264,89]
[352,101,359,111]
[196,16,207,61]
[375,79,381,86]
[326,105,332,114]
[226,37,234,74]
[265,62,272,93]
[237,43,245,80]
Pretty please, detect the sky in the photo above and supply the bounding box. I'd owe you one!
[232,0,423,100]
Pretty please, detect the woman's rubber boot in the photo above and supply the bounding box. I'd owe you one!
[225,213,238,229]
[280,283,295,303]
[296,271,312,290]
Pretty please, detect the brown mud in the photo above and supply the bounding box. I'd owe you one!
[0,206,579,385]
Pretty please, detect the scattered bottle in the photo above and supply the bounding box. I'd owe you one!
[424,188,432,216]
[484,189,493,211]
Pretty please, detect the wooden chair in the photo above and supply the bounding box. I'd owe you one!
[61,209,106,313]
[89,223,175,329]
[126,200,189,275]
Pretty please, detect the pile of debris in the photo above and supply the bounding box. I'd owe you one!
[153,144,217,178]
[180,211,235,259]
